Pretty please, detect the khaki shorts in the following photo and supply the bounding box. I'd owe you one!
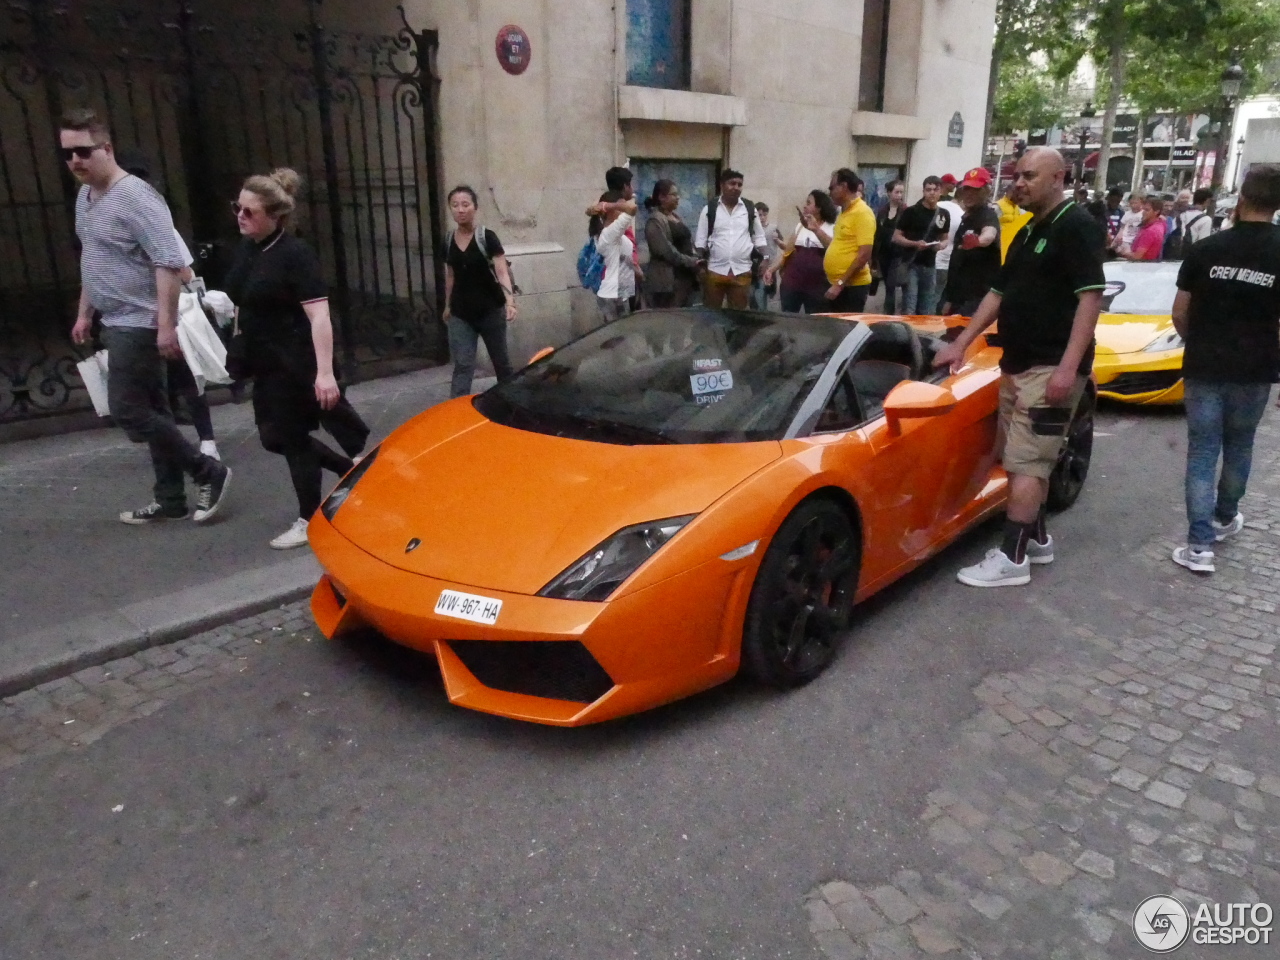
[999,366,1087,481]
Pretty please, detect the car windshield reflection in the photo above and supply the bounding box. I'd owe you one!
[1102,261,1180,315]
[474,309,855,444]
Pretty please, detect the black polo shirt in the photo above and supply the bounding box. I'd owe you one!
[224,228,327,378]
[943,205,1001,306]
[992,200,1106,374]
[896,201,951,269]
[1177,221,1280,384]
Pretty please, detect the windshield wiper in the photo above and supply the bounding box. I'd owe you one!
[565,414,675,444]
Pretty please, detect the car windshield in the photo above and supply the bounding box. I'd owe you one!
[474,309,854,444]
[1102,261,1180,315]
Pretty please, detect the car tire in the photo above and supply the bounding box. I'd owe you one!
[741,498,861,688]
[1046,387,1095,512]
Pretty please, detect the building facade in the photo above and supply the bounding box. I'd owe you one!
[0,0,996,426]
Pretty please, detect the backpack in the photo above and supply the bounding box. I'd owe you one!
[705,197,764,279]
[1161,217,1182,262]
[577,236,606,293]
[1169,212,1208,260]
[446,226,521,296]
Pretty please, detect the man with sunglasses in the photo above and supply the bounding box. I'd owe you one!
[61,108,231,525]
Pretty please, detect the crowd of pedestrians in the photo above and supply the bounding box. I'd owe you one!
[62,98,1277,590]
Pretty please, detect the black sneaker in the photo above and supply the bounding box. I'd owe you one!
[120,501,190,525]
[193,464,232,524]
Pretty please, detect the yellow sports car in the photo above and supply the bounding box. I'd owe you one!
[1093,260,1184,404]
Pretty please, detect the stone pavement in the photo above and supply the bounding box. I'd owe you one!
[803,416,1280,958]
[0,363,491,694]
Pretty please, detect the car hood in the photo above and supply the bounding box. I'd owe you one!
[1094,313,1174,356]
[332,401,783,595]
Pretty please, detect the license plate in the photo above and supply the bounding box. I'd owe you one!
[434,589,502,625]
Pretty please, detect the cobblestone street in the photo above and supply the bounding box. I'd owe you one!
[1,409,1277,959]
[805,416,1280,958]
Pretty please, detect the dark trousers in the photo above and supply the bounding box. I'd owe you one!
[166,359,214,441]
[448,309,513,398]
[254,369,368,520]
[103,326,220,511]
[780,288,833,314]
[827,285,869,313]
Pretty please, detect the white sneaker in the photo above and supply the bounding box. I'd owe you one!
[1172,545,1215,573]
[200,440,221,460]
[1212,513,1244,542]
[957,548,1031,587]
[270,518,310,550]
[1026,535,1054,565]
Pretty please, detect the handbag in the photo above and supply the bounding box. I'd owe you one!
[224,311,249,382]
[75,350,111,417]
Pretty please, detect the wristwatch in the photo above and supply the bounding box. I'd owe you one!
[835,280,845,287]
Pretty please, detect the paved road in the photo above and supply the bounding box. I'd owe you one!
[0,366,481,645]
[2,399,1278,959]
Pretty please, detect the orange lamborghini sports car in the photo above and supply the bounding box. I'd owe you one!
[310,309,1093,726]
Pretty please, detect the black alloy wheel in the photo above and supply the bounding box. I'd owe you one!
[742,498,861,688]
[1046,388,1095,512]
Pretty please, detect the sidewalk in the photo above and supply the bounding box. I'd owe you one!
[0,364,491,695]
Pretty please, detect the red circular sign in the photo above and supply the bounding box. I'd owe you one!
[495,25,531,76]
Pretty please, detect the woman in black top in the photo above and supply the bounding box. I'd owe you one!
[643,179,700,308]
[875,180,907,314]
[223,167,369,550]
[444,185,517,398]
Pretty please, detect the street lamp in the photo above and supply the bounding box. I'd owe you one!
[1235,135,1247,190]
[1213,62,1245,190]
[1078,101,1096,188]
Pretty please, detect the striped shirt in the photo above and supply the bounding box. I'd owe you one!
[75,174,186,329]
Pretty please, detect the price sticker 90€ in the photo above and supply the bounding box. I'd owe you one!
[690,370,733,396]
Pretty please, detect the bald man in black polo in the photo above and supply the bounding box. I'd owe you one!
[933,147,1106,587]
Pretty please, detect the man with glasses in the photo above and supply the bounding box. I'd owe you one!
[933,147,1105,587]
[62,107,231,525]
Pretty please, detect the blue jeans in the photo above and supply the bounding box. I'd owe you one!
[1183,379,1272,547]
[448,309,513,398]
[903,264,938,315]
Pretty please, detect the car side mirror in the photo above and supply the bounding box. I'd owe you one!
[883,382,958,436]
[527,346,554,366]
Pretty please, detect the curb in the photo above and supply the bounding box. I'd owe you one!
[0,555,322,699]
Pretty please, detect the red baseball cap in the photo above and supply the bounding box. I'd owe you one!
[939,173,958,186]
[959,167,992,189]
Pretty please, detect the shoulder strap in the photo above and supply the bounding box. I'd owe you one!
[705,200,717,240]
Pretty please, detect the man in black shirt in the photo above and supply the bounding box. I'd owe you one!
[1169,164,1280,574]
[934,147,1106,587]
[940,167,1001,317]
[892,175,951,314]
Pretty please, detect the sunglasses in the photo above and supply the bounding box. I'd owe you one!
[230,201,261,218]
[59,144,105,162]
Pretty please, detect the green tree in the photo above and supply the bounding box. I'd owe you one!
[991,61,1068,136]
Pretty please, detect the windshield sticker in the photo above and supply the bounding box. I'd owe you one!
[691,369,734,398]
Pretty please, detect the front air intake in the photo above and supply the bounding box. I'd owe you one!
[447,640,615,704]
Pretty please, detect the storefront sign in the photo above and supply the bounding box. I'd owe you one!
[948,112,964,148]
[1112,114,1139,144]
[1172,144,1197,166]
[495,24,531,75]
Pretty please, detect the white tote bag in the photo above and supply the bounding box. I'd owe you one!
[176,291,231,393]
[75,350,111,417]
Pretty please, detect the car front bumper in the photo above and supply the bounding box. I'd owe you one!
[308,513,754,725]
[1093,349,1184,405]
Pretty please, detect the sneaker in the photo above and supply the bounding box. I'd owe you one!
[199,440,221,461]
[120,501,189,524]
[1026,535,1055,565]
[1172,545,1215,573]
[270,517,310,550]
[192,464,232,524]
[957,548,1031,587]
[1212,513,1244,542]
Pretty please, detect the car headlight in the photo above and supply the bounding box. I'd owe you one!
[320,448,379,522]
[538,515,696,602]
[1143,329,1184,353]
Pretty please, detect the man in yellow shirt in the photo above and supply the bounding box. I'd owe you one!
[823,168,877,311]
[996,182,1032,262]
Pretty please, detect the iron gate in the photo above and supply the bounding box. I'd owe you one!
[0,0,446,425]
